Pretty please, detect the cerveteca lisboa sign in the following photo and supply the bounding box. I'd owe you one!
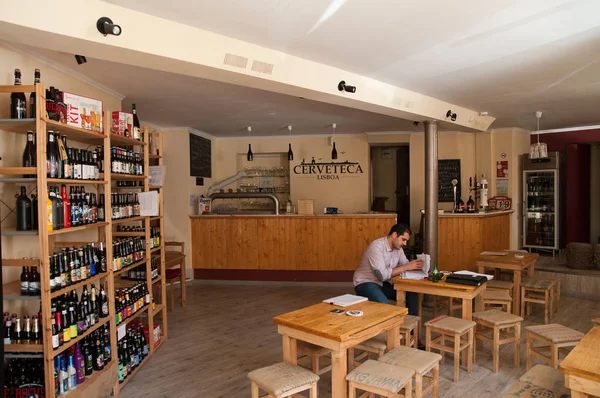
[293,159,364,180]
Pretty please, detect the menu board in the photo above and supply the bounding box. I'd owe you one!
[189,133,211,177]
[438,159,461,203]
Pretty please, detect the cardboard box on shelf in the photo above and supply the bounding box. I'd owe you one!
[112,111,134,137]
[143,323,161,348]
[198,198,212,215]
[63,92,104,132]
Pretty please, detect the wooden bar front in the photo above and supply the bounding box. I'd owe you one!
[190,214,397,274]
[438,211,512,271]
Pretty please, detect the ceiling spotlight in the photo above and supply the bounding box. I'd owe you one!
[446,110,457,122]
[97,17,122,36]
[338,80,356,93]
[74,55,87,65]
[413,121,420,127]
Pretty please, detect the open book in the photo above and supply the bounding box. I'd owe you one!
[323,294,368,307]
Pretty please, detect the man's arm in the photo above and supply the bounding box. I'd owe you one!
[367,247,392,282]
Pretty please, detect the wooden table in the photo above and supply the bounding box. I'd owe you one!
[476,252,539,315]
[273,301,407,398]
[560,326,600,398]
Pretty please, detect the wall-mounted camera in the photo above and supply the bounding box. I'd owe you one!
[338,81,356,93]
[446,110,457,122]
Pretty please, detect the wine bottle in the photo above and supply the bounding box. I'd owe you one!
[132,103,141,140]
[466,196,475,213]
[10,69,27,119]
[30,69,40,118]
[22,131,36,177]
[47,132,59,178]
[16,186,32,231]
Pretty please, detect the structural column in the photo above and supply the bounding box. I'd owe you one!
[424,120,439,264]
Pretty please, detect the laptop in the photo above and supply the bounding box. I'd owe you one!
[445,273,488,287]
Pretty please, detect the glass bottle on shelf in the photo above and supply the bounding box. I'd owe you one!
[10,69,27,119]
[22,131,36,177]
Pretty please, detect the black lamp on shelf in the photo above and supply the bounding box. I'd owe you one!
[246,126,253,162]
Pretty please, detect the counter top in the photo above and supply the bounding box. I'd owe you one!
[189,213,397,219]
[438,210,513,218]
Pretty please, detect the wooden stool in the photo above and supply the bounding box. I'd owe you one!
[525,324,584,370]
[165,241,187,311]
[425,315,475,382]
[487,279,514,295]
[520,277,559,324]
[482,290,513,313]
[503,365,571,397]
[346,359,414,398]
[472,310,523,372]
[379,346,442,398]
[432,296,461,318]
[247,362,319,398]
[297,341,332,375]
[399,315,420,348]
[348,334,389,371]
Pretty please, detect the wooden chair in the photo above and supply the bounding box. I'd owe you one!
[247,362,319,398]
[486,279,514,294]
[425,315,475,383]
[346,359,414,398]
[399,315,420,348]
[482,290,513,313]
[379,346,442,398]
[525,323,584,370]
[472,310,523,372]
[297,341,332,375]
[348,334,389,371]
[520,277,559,324]
[165,241,186,311]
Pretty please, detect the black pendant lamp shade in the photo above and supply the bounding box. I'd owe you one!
[246,126,253,161]
[287,125,294,161]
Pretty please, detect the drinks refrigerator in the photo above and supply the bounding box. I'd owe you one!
[522,151,564,253]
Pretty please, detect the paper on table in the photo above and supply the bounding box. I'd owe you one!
[322,294,368,307]
[454,270,494,280]
[416,254,431,274]
[480,251,507,256]
[402,271,428,280]
[139,191,159,216]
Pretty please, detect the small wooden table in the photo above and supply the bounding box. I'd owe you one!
[476,252,539,315]
[560,326,600,398]
[273,301,407,398]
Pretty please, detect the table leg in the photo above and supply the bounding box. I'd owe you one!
[331,349,348,398]
[418,293,423,319]
[386,326,401,350]
[461,298,473,366]
[180,258,187,308]
[528,262,535,277]
[513,271,522,315]
[396,290,406,308]
[570,392,590,398]
[282,335,297,365]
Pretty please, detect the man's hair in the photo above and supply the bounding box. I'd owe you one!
[388,223,411,237]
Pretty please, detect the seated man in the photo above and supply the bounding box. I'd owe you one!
[353,223,422,315]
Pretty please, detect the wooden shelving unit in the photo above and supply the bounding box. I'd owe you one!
[0,84,167,397]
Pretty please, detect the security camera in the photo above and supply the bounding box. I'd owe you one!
[413,121,420,127]
[338,81,356,93]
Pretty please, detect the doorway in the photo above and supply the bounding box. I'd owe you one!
[370,145,410,223]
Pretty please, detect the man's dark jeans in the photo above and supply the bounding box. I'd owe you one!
[355,281,418,316]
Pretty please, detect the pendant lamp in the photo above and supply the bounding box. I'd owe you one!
[331,123,338,160]
[246,126,253,161]
[529,111,547,159]
[287,125,294,161]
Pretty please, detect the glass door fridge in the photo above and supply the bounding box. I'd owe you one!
[522,152,563,253]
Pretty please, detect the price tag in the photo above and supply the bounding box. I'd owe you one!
[117,324,126,341]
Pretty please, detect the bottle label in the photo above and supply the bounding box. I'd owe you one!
[4,337,11,344]
[118,364,124,382]
[77,320,85,334]
[29,281,40,294]
[52,334,60,348]
[21,281,29,294]
[70,324,78,338]
[102,302,109,317]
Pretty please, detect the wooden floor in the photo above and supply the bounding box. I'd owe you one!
[118,282,600,398]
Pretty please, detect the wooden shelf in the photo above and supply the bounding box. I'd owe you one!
[110,174,146,181]
[118,304,150,328]
[149,216,163,221]
[46,119,106,145]
[116,353,149,391]
[61,361,116,398]
[151,304,164,317]
[112,216,146,225]
[149,186,162,189]
[47,178,107,185]
[2,258,40,267]
[149,154,162,159]
[48,222,109,236]
[110,133,147,147]
[0,177,36,183]
[113,258,147,277]
[152,275,163,285]
[150,247,161,254]
[0,167,37,176]
[4,343,43,353]
[0,228,38,236]
[0,118,35,134]
[50,272,107,299]
[53,317,110,357]
[3,280,41,300]
[112,231,145,237]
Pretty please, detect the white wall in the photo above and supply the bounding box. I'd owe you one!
[591,144,600,244]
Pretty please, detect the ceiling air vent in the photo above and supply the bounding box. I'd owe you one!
[251,60,274,75]
[223,53,249,69]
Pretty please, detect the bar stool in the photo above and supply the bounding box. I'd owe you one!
[399,315,420,348]
[379,346,442,398]
[297,341,332,375]
[525,324,584,370]
[520,277,559,324]
[487,279,514,294]
[432,297,461,318]
[472,310,523,372]
[346,359,414,398]
[425,315,475,382]
[247,362,319,398]
[482,290,513,313]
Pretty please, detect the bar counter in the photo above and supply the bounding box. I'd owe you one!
[190,213,397,280]
[438,210,512,271]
